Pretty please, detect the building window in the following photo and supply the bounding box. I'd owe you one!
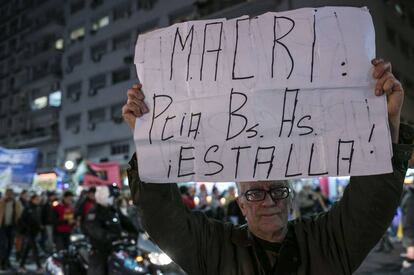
[112,68,130,84]
[88,108,105,125]
[113,32,130,51]
[113,4,131,21]
[31,96,48,110]
[46,152,57,167]
[89,74,106,95]
[137,0,157,10]
[55,38,64,50]
[70,26,85,41]
[90,41,107,62]
[137,20,159,35]
[111,103,123,123]
[169,6,194,24]
[65,114,81,133]
[92,15,109,32]
[67,51,83,68]
[90,0,103,9]
[67,81,82,101]
[49,91,61,107]
[110,142,129,155]
[70,0,85,14]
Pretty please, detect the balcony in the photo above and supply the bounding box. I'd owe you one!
[16,123,59,146]
[31,64,62,81]
[195,0,246,17]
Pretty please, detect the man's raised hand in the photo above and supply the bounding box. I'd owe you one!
[122,84,149,130]
[372,58,404,143]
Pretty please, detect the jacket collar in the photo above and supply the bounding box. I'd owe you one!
[231,224,254,247]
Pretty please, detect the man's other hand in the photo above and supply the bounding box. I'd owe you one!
[122,84,149,130]
[372,58,404,143]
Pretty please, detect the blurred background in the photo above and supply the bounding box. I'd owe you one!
[0,0,413,192]
[0,0,413,274]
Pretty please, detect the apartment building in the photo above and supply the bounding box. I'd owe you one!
[0,0,64,171]
[1,0,412,175]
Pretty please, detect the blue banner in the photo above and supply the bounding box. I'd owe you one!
[0,147,39,187]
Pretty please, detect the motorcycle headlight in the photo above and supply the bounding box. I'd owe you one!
[70,234,84,242]
[148,252,172,266]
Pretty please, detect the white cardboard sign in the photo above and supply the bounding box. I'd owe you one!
[134,6,392,183]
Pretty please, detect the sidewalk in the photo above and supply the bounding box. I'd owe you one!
[355,239,405,275]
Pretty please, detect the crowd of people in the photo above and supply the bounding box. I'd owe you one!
[179,184,246,225]
[0,185,139,274]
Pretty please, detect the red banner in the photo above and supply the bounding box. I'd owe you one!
[83,161,121,188]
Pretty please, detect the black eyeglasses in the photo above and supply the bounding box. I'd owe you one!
[242,186,290,202]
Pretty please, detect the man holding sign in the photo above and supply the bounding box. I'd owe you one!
[124,7,413,275]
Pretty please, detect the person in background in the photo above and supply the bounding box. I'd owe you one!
[18,190,29,209]
[54,191,75,251]
[41,191,58,253]
[0,188,23,270]
[297,185,317,218]
[18,194,43,273]
[311,186,329,214]
[226,186,245,225]
[179,186,195,210]
[401,155,414,273]
[83,185,137,275]
[75,187,96,232]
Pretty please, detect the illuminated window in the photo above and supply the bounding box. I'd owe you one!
[55,38,64,50]
[49,91,61,107]
[70,27,85,41]
[31,96,48,110]
[92,16,109,31]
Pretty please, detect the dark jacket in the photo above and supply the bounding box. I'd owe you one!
[83,204,137,253]
[401,187,414,247]
[18,203,42,236]
[127,142,411,275]
[41,201,58,226]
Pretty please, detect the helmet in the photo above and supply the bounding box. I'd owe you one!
[95,184,120,207]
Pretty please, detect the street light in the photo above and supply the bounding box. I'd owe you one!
[64,160,75,170]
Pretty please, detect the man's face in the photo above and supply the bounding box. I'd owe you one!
[63,196,73,205]
[87,192,95,200]
[237,181,289,240]
[32,196,41,205]
[5,190,14,201]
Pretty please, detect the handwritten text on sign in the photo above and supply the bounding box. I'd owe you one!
[134,7,392,183]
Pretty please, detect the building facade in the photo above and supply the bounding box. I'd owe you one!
[0,0,64,172]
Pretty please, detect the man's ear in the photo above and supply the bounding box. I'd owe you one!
[236,197,247,217]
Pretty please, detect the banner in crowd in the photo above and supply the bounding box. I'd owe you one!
[134,6,392,183]
[0,147,39,187]
[33,172,58,190]
[83,161,121,188]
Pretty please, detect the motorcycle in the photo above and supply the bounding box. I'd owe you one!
[45,234,90,275]
[136,232,186,275]
[45,233,185,275]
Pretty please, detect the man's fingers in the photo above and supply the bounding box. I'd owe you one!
[127,98,148,116]
[383,78,398,95]
[371,58,384,65]
[122,105,136,129]
[375,72,394,95]
[132,83,142,89]
[127,88,145,100]
[137,101,149,114]
[372,60,392,79]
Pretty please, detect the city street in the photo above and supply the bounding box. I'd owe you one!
[0,239,406,274]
